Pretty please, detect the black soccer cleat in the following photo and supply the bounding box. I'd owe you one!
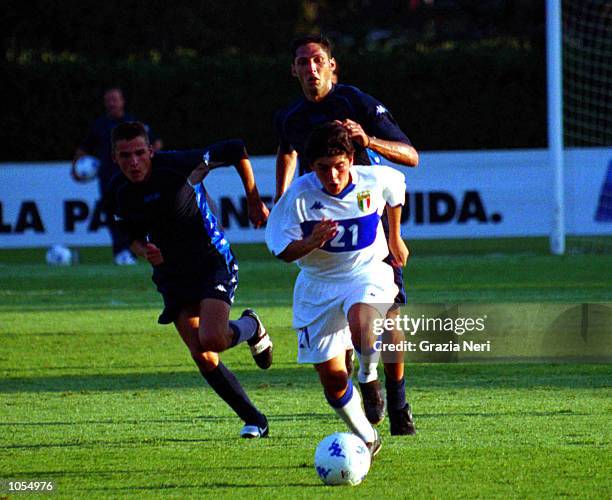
[366,429,382,458]
[243,309,273,369]
[389,403,416,436]
[359,380,385,425]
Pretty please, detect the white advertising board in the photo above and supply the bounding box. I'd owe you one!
[0,148,610,248]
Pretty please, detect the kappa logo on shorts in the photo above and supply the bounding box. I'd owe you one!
[299,327,310,348]
[357,191,371,212]
[215,284,227,292]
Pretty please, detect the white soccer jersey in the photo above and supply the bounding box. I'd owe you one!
[266,165,406,280]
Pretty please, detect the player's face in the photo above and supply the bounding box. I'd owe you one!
[311,154,353,195]
[104,90,125,119]
[292,43,336,102]
[112,136,154,183]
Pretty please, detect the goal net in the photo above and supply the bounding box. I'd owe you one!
[563,0,612,146]
[562,0,612,253]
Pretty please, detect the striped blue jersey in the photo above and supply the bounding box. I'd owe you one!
[104,140,247,274]
[266,165,406,280]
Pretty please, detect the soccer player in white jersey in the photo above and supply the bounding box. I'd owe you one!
[266,122,414,456]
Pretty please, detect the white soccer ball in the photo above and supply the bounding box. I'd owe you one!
[314,432,371,486]
[74,155,100,181]
[45,244,73,266]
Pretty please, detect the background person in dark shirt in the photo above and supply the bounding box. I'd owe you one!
[274,34,418,436]
[105,121,272,438]
[72,87,163,265]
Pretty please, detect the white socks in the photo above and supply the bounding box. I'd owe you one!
[356,349,380,384]
[327,380,376,444]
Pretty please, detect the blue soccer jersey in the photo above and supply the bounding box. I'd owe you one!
[266,165,406,280]
[105,139,247,270]
[275,84,412,174]
[105,140,248,323]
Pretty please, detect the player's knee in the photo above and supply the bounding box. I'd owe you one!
[320,369,348,396]
[191,350,218,371]
[198,327,229,353]
[348,310,378,341]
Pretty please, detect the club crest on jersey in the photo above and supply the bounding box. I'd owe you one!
[357,190,371,212]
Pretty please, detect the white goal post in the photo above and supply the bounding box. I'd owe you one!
[547,0,565,255]
[549,0,612,254]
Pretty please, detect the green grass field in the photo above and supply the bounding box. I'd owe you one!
[1,239,611,498]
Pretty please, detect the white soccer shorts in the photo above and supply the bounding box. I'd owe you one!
[293,263,398,364]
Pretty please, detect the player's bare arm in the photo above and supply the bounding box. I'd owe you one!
[130,239,164,265]
[337,119,419,167]
[275,148,298,202]
[187,162,211,184]
[277,218,338,262]
[234,158,269,228]
[385,204,409,267]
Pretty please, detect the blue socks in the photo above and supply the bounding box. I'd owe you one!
[199,362,265,426]
[385,376,406,411]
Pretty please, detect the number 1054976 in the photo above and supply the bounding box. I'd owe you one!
[2,480,56,492]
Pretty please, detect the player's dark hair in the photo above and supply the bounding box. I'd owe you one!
[304,122,355,166]
[292,34,333,59]
[111,121,149,150]
[104,87,123,96]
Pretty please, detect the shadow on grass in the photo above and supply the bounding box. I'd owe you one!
[1,363,609,394]
[0,367,312,393]
[2,435,331,451]
[75,483,322,492]
[0,412,334,428]
[4,466,314,483]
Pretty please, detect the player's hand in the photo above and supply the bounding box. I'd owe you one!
[247,198,270,228]
[309,218,338,248]
[388,238,409,268]
[336,119,370,148]
[144,243,164,266]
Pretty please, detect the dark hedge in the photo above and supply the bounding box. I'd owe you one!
[3,42,546,161]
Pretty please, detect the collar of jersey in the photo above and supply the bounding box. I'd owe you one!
[303,84,337,107]
[318,166,358,199]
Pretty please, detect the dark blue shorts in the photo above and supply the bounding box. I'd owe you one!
[153,251,239,324]
[381,212,407,305]
[384,254,407,305]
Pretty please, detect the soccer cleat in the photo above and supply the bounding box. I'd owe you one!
[242,309,273,370]
[389,403,416,436]
[359,380,385,425]
[240,417,269,439]
[114,249,137,266]
[366,429,382,458]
